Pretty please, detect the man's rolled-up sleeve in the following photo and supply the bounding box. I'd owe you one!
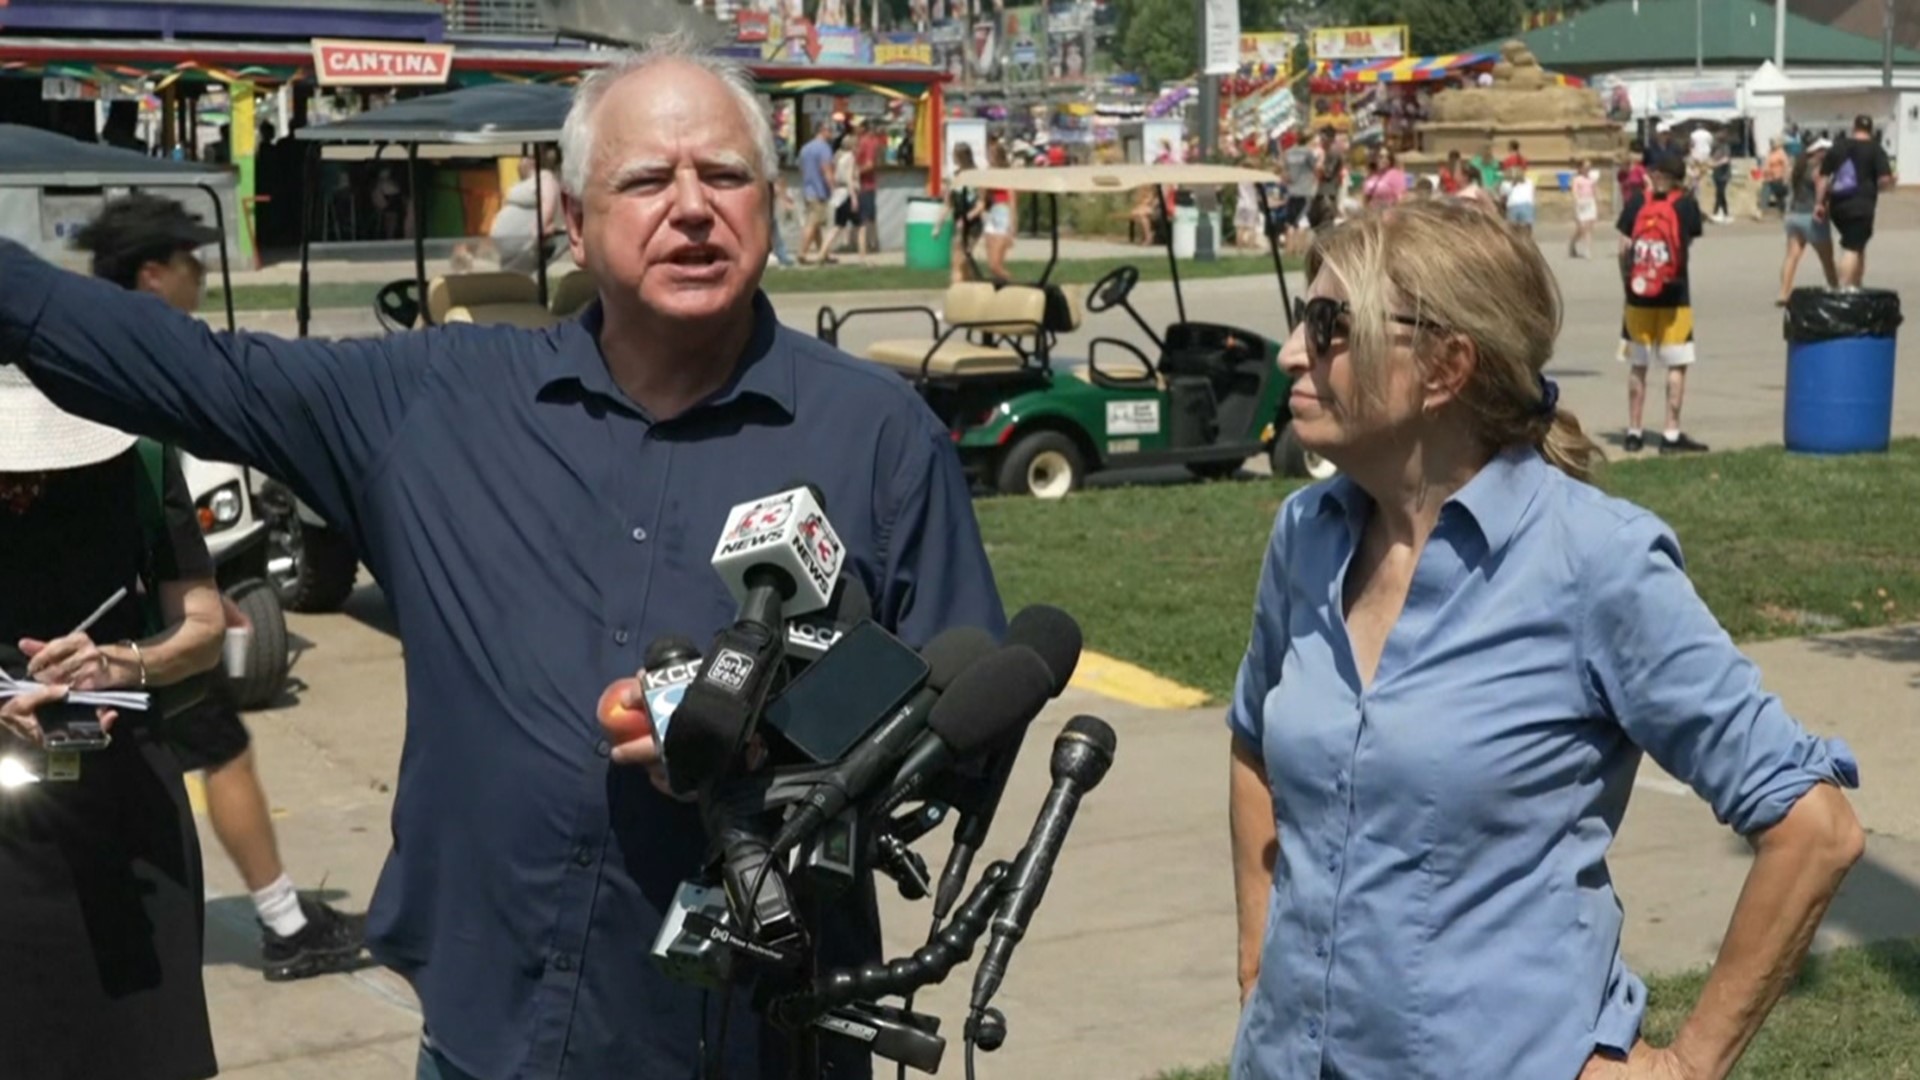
[1228,499,1294,749]
[0,239,429,537]
[1582,512,1860,836]
[874,427,1006,647]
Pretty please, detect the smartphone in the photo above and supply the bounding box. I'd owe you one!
[761,620,930,765]
[37,699,111,753]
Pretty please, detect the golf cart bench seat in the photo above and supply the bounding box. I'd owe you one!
[863,282,1083,379]
[426,272,560,330]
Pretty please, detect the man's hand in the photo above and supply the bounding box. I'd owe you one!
[22,633,128,691]
[1,684,117,747]
[1578,1042,1696,1080]
[609,733,688,801]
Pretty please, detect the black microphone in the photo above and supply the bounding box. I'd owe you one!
[769,625,997,855]
[969,714,1117,1014]
[931,606,1083,923]
[873,646,1056,819]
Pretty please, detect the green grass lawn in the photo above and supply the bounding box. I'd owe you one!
[208,251,1288,313]
[1152,938,1920,1079]
[975,439,1920,703]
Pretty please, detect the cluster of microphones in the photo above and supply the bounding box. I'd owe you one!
[594,484,1117,1076]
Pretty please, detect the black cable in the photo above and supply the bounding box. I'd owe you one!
[896,910,945,1080]
[965,1023,980,1080]
[709,852,779,1080]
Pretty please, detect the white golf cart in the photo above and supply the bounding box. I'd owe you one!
[0,124,290,708]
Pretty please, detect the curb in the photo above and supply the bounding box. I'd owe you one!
[1069,649,1211,710]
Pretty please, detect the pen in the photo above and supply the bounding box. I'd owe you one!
[71,586,129,638]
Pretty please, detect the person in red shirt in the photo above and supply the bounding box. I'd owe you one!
[1046,141,1067,167]
[1438,149,1465,195]
[1500,139,1527,172]
[854,118,884,255]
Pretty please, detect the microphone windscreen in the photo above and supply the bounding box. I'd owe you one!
[644,634,701,668]
[1062,714,1118,756]
[921,625,999,691]
[925,646,1055,756]
[1005,605,1082,695]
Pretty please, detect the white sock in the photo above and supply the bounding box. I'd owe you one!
[254,874,308,938]
[1627,428,1643,438]
[1663,428,1682,440]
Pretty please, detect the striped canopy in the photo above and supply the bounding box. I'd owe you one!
[1324,52,1586,87]
[1329,52,1493,83]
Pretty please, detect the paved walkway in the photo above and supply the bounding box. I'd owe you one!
[197,592,1920,1079]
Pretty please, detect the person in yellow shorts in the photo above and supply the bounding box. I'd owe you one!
[1616,156,1709,453]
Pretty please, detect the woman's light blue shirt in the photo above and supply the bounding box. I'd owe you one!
[1228,446,1859,1080]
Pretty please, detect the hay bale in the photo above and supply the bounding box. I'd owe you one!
[1500,39,1530,63]
[1509,67,1548,91]
[1491,61,1516,83]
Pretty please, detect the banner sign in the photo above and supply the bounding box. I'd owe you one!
[311,38,453,87]
[1309,24,1407,62]
[1202,0,1241,76]
[1239,32,1298,70]
[875,32,934,65]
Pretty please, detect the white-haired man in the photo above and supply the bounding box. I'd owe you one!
[0,38,1004,1080]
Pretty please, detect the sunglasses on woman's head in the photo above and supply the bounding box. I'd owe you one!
[1292,296,1447,361]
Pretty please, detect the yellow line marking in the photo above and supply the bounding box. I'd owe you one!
[1068,649,1211,710]
[185,771,207,816]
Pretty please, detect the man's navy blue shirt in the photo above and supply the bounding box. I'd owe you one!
[0,240,1006,1078]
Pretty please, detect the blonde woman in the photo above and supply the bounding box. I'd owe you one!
[1229,200,1863,1080]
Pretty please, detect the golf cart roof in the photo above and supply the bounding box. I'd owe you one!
[950,163,1278,194]
[0,123,228,187]
[295,83,573,146]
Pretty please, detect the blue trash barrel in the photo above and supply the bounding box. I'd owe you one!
[1783,288,1903,454]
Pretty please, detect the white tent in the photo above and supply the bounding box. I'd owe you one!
[1744,60,1794,151]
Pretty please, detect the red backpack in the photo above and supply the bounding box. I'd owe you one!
[1628,193,1685,299]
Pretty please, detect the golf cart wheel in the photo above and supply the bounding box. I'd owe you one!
[997,431,1085,500]
[272,518,359,613]
[228,578,290,711]
[1271,425,1338,481]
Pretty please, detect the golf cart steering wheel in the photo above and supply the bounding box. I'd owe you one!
[1086,265,1140,314]
[374,279,422,334]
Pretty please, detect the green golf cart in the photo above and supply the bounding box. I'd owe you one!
[815,163,1331,498]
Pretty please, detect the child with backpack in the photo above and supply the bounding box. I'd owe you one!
[1615,155,1708,454]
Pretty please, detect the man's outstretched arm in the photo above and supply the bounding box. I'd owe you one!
[0,239,431,536]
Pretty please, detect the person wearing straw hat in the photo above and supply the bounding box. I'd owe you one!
[71,192,370,984]
[0,371,227,1080]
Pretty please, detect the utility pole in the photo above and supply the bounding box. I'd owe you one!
[1774,0,1785,69]
[1193,0,1220,260]
[1695,0,1704,74]
[1883,0,1894,88]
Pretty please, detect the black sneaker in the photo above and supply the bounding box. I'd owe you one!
[261,898,368,982]
[1659,432,1710,454]
[1623,432,1645,453]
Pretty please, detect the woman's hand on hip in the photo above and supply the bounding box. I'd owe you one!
[1578,1041,1696,1080]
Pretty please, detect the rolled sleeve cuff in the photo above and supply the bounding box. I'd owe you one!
[1728,735,1861,836]
[0,240,60,361]
[1226,658,1264,748]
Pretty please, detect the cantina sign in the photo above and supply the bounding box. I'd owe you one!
[312,39,455,86]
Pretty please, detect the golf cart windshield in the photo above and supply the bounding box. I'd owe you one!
[0,123,236,333]
[949,163,1282,195]
[291,83,573,336]
[949,162,1294,326]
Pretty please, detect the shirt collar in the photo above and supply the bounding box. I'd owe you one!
[1310,443,1548,555]
[543,291,796,419]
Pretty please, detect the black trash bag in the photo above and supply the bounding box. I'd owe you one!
[1785,288,1904,343]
